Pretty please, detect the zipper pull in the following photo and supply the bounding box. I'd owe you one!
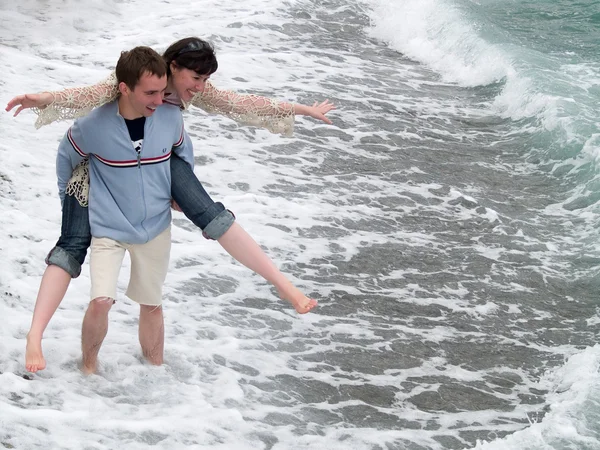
[137,151,141,168]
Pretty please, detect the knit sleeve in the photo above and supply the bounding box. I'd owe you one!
[33,73,119,129]
[189,81,296,137]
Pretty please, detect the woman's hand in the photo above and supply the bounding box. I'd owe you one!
[295,100,336,124]
[5,92,54,116]
[171,199,182,212]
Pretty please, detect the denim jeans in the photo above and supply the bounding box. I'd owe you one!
[170,153,235,240]
[46,153,234,277]
[46,192,91,278]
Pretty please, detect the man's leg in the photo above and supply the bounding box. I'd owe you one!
[138,305,164,365]
[126,227,171,365]
[26,192,91,373]
[81,297,114,375]
[83,237,125,374]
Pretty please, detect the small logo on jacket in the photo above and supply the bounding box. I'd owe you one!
[162,148,167,154]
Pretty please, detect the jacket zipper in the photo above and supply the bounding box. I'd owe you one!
[138,123,148,242]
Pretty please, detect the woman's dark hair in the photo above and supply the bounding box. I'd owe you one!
[163,37,218,76]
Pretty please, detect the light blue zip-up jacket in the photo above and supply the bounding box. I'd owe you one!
[56,101,194,244]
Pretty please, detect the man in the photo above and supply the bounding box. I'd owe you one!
[56,46,193,374]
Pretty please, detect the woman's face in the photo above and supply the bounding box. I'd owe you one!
[170,63,210,102]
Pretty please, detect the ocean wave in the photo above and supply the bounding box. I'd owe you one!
[365,0,512,87]
[471,344,600,449]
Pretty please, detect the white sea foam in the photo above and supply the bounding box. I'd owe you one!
[471,345,600,450]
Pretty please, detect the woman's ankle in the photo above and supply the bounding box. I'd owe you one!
[26,331,44,342]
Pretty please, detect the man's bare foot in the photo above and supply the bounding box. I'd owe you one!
[278,285,318,314]
[25,334,46,373]
[81,362,97,376]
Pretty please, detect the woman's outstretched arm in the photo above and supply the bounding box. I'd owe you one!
[191,81,335,136]
[5,73,119,128]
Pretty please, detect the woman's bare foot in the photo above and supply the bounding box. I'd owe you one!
[277,284,318,314]
[25,333,47,373]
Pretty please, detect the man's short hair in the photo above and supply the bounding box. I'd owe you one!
[116,46,167,90]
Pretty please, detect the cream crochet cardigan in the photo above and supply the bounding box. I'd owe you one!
[33,73,296,136]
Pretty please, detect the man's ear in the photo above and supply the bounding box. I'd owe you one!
[118,81,130,96]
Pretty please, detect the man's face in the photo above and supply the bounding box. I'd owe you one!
[124,72,167,117]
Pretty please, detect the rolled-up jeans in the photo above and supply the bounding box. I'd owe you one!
[46,191,91,278]
[170,153,235,239]
[46,152,235,278]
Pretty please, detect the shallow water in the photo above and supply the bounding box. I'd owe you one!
[0,0,599,448]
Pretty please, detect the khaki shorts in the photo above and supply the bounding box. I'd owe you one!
[90,226,171,306]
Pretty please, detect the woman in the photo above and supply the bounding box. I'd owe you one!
[7,37,334,373]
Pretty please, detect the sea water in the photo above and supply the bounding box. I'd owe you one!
[0,0,599,448]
